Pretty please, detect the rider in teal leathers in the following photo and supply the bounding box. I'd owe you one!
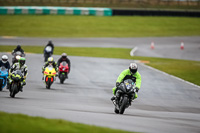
[111,63,141,102]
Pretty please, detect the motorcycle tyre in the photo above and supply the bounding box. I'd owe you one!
[44,54,51,62]
[119,96,128,114]
[10,83,18,98]
[46,78,51,89]
[60,74,65,84]
[0,79,3,91]
[44,56,48,62]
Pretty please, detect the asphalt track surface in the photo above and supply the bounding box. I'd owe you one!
[0,37,200,133]
[0,36,200,61]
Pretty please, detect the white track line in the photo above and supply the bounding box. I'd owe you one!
[139,63,200,89]
[130,47,138,56]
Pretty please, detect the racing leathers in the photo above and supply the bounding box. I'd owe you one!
[12,46,25,55]
[0,60,10,70]
[8,62,28,91]
[42,61,58,75]
[112,69,141,99]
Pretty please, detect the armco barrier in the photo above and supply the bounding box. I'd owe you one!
[0,6,112,16]
[112,9,200,17]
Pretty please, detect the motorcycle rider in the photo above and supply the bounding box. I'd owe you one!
[0,55,10,70]
[7,57,28,91]
[12,45,25,55]
[0,55,10,89]
[43,41,54,62]
[57,53,71,78]
[12,45,25,64]
[44,40,54,54]
[111,63,141,103]
[42,57,58,79]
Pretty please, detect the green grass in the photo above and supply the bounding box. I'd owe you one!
[0,111,133,133]
[1,45,200,86]
[0,15,200,37]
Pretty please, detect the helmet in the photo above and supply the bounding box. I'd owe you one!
[129,63,138,74]
[61,53,67,59]
[19,57,26,66]
[16,45,21,50]
[48,57,54,64]
[48,40,53,45]
[2,55,8,63]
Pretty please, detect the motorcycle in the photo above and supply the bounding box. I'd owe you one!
[112,79,137,114]
[0,66,9,91]
[44,46,53,62]
[58,61,69,84]
[9,70,24,98]
[12,51,25,64]
[43,65,56,89]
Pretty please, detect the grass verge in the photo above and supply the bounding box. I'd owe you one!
[0,45,200,86]
[0,111,133,133]
[0,15,200,37]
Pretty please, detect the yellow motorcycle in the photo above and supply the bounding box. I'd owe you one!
[43,65,56,89]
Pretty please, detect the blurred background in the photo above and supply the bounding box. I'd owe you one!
[1,0,200,10]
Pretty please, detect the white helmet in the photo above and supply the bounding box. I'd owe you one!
[129,63,138,74]
[2,55,8,63]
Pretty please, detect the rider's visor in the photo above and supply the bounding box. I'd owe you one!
[2,59,7,62]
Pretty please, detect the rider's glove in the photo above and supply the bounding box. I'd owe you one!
[116,82,120,87]
[135,87,139,93]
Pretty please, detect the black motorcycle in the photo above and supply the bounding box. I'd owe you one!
[112,79,137,114]
[44,46,53,62]
[9,70,24,98]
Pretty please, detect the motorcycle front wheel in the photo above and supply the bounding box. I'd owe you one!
[10,83,18,98]
[46,78,51,89]
[60,74,65,84]
[0,79,3,91]
[119,96,128,114]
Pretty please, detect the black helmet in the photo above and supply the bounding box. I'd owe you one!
[129,63,138,74]
[48,40,52,44]
[61,53,67,59]
[16,45,21,50]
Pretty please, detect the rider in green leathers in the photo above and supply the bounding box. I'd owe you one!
[111,63,141,101]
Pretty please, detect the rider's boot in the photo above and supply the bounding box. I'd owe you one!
[42,71,44,80]
[111,95,117,106]
[111,95,116,101]
[130,93,138,105]
[20,81,26,92]
[20,86,23,92]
